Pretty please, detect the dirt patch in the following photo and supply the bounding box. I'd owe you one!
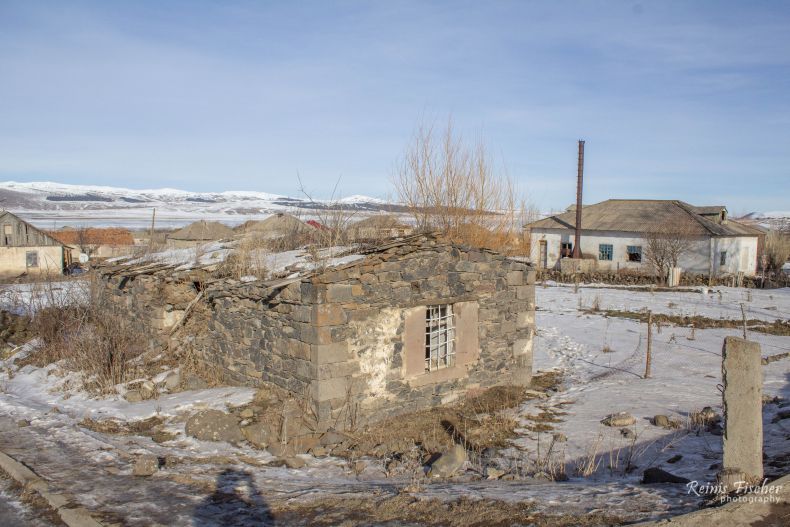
[79,415,178,442]
[336,385,550,461]
[593,309,790,336]
[275,494,625,527]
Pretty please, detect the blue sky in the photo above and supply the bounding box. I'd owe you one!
[0,1,788,212]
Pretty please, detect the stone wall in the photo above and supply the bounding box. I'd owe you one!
[99,237,536,431]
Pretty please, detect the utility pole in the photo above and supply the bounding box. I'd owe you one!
[149,208,156,251]
[573,140,584,259]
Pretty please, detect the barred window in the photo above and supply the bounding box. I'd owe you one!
[598,244,613,261]
[425,304,455,371]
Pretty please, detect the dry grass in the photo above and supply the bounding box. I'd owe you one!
[343,386,532,460]
[765,230,790,271]
[594,309,790,336]
[15,278,153,394]
[276,494,626,527]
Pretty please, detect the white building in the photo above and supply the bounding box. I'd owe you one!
[525,200,764,277]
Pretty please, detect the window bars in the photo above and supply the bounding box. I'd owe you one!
[425,304,455,371]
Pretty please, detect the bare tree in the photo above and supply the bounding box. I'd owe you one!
[75,227,95,258]
[764,229,790,271]
[392,119,527,253]
[643,222,696,282]
[296,174,358,265]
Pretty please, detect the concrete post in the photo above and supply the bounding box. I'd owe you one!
[720,336,763,488]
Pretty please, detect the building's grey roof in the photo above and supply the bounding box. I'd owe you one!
[525,200,762,237]
[168,220,234,241]
[235,213,311,236]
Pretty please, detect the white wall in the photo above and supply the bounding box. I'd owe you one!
[529,228,758,276]
[0,246,64,277]
[711,236,758,276]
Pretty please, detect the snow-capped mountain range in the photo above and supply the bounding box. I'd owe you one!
[0,181,399,229]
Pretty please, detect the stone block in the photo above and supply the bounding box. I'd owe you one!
[525,269,536,285]
[515,285,533,300]
[506,270,523,286]
[312,304,346,326]
[318,361,360,380]
[721,337,763,484]
[311,377,349,402]
[517,311,535,328]
[326,284,353,303]
[311,342,350,364]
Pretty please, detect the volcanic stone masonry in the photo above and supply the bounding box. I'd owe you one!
[100,234,536,431]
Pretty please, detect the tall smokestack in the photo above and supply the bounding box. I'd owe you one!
[573,140,584,259]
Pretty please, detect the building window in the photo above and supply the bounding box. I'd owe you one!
[720,251,727,265]
[627,245,642,262]
[425,304,455,371]
[3,225,12,245]
[561,242,573,258]
[598,244,613,261]
[26,251,38,268]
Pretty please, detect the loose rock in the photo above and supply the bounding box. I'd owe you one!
[241,422,273,449]
[139,380,156,400]
[486,467,506,480]
[429,444,467,478]
[641,467,689,484]
[185,410,243,444]
[124,390,143,403]
[132,455,159,477]
[164,371,181,391]
[601,412,636,427]
[283,457,306,469]
[651,415,680,429]
[184,375,209,391]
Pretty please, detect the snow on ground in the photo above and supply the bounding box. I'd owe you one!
[0,279,89,315]
[0,283,788,525]
[502,282,790,509]
[539,281,790,322]
[115,241,231,269]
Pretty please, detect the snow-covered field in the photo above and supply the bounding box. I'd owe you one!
[0,283,788,525]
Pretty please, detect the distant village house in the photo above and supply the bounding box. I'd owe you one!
[0,211,70,277]
[526,200,764,277]
[48,227,136,260]
[166,220,234,248]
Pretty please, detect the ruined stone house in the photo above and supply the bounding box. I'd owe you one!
[99,234,535,431]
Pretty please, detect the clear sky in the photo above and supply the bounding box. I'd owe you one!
[1,1,788,212]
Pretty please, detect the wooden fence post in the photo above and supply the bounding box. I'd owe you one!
[644,311,653,379]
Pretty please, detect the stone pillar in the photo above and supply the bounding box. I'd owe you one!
[720,336,763,487]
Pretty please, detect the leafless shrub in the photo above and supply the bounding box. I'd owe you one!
[392,119,529,254]
[764,230,790,271]
[296,174,358,253]
[25,277,151,393]
[218,236,270,280]
[644,222,697,283]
